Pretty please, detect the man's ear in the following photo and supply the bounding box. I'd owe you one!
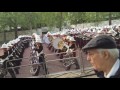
[103,50,109,59]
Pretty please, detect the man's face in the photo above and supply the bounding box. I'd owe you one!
[86,49,105,71]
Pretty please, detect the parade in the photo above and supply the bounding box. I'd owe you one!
[0,12,120,78]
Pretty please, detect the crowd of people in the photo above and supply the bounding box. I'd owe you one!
[0,35,31,78]
[43,24,120,78]
[44,24,120,48]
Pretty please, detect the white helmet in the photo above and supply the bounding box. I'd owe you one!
[7,43,13,47]
[1,43,9,48]
[69,37,75,41]
[35,39,42,43]
[35,35,42,43]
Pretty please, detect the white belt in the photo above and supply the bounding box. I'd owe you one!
[37,50,44,56]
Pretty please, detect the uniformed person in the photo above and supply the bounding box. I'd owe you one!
[35,36,48,75]
[0,44,16,78]
[67,37,80,70]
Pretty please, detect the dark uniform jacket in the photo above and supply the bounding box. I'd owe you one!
[110,65,120,78]
[34,44,44,63]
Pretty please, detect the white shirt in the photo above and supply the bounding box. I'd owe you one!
[105,59,120,78]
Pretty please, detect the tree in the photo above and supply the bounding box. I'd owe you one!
[109,12,112,25]
[0,12,25,38]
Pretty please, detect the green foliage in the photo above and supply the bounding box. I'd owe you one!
[0,12,120,33]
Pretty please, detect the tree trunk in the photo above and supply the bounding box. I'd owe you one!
[109,12,112,25]
[15,27,18,39]
[95,12,98,26]
[59,12,63,31]
[3,30,6,42]
[30,23,33,35]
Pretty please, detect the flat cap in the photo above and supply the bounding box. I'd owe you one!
[82,35,117,50]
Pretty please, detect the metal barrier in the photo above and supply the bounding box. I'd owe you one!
[2,49,94,78]
[3,56,48,78]
[43,49,94,78]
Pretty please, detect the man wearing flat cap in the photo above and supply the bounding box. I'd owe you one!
[82,35,120,78]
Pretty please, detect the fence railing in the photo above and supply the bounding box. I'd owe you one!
[1,49,95,78]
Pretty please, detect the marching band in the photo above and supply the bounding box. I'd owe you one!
[0,23,120,78]
[43,24,120,70]
[0,35,32,78]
